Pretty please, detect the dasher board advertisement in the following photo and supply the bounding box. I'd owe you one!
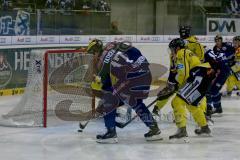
[207,17,240,35]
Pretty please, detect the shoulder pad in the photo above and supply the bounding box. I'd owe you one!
[186,49,194,55]
[187,36,198,43]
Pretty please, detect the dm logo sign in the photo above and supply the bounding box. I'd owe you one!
[0,54,12,88]
[207,18,240,35]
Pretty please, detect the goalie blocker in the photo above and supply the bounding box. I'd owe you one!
[177,65,215,106]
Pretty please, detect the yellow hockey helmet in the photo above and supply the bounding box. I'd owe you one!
[87,39,103,54]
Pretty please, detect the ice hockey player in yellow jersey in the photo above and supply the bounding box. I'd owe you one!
[167,38,212,142]
[226,36,240,95]
[153,25,206,117]
[179,25,205,62]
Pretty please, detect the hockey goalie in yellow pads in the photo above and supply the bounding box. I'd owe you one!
[167,38,214,142]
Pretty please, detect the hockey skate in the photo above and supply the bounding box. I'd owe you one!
[221,91,232,97]
[194,125,212,137]
[169,127,190,143]
[206,115,214,126]
[211,107,223,117]
[144,122,163,141]
[221,90,240,100]
[96,127,118,144]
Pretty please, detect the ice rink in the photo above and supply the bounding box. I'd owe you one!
[0,95,240,160]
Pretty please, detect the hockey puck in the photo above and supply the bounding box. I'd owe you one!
[78,129,83,132]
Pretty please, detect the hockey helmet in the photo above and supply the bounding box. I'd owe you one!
[169,38,185,53]
[214,34,223,42]
[179,25,191,39]
[233,36,240,42]
[87,39,103,54]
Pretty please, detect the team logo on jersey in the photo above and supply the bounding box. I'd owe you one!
[177,64,184,69]
[0,54,12,88]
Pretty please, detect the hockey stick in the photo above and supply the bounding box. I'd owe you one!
[115,98,158,128]
[78,98,158,131]
[78,121,90,132]
[115,85,175,129]
[79,95,167,131]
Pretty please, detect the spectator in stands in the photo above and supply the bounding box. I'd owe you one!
[2,0,9,10]
[82,0,94,10]
[226,0,240,14]
[45,0,55,9]
[96,0,110,11]
[109,21,123,35]
[65,0,74,10]
[58,0,66,10]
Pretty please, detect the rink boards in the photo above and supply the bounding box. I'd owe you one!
[0,38,216,96]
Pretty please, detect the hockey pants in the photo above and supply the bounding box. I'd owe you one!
[226,74,240,92]
[171,95,207,128]
[207,68,230,110]
[155,93,206,115]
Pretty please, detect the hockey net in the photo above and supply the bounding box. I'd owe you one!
[0,49,95,127]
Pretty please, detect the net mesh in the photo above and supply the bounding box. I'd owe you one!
[0,49,95,127]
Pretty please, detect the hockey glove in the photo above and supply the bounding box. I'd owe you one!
[157,82,176,100]
[91,76,103,91]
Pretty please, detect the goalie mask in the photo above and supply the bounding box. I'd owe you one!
[87,39,103,55]
[179,25,191,39]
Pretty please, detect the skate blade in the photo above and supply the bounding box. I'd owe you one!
[169,137,190,143]
[145,135,163,141]
[96,138,118,144]
[196,133,212,137]
[211,113,223,117]
[207,120,214,126]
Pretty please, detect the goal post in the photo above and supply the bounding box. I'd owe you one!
[0,48,96,127]
[43,49,96,127]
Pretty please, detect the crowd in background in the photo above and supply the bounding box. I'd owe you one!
[225,0,240,14]
[2,0,240,13]
[0,0,111,11]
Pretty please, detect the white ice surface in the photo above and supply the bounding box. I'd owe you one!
[0,95,240,160]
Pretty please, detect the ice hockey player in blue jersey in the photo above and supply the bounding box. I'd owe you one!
[87,39,162,143]
[206,35,235,116]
